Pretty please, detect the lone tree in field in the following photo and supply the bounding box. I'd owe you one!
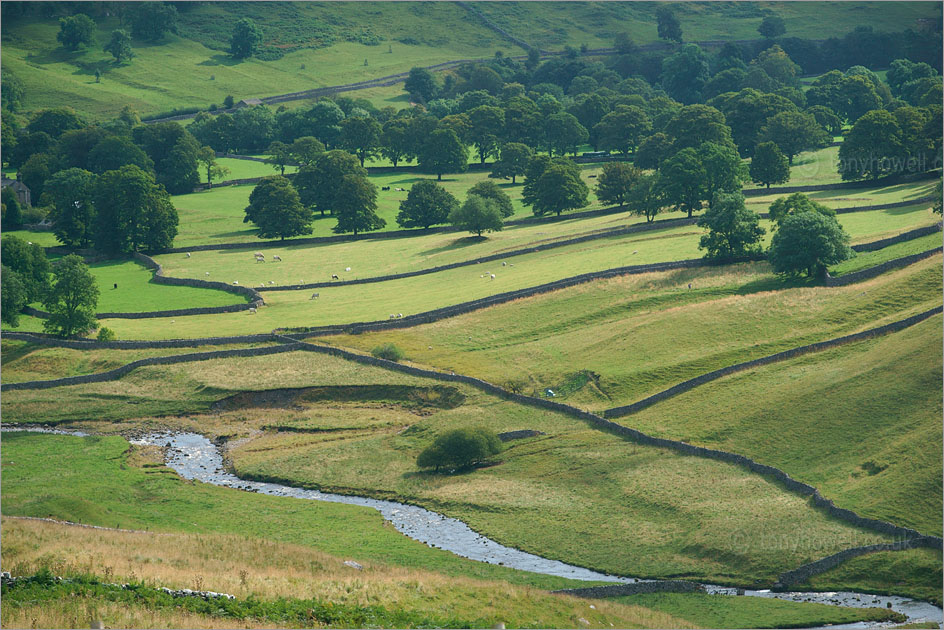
[768,210,852,278]
[758,16,786,39]
[57,14,95,51]
[265,141,294,175]
[466,180,514,218]
[749,141,790,188]
[332,174,385,236]
[103,29,134,63]
[419,128,468,181]
[490,142,533,184]
[416,428,503,473]
[42,254,99,338]
[294,150,367,216]
[656,6,683,43]
[450,195,503,237]
[404,67,440,103]
[197,146,229,189]
[396,180,459,229]
[697,191,765,262]
[231,17,262,59]
[595,162,641,208]
[244,175,312,240]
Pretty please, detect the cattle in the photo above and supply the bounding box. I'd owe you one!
[381,186,391,191]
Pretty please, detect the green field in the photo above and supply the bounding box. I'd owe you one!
[324,255,941,410]
[3,3,935,121]
[0,354,902,587]
[831,232,942,276]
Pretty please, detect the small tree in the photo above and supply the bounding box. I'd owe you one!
[197,146,229,189]
[466,180,514,218]
[371,343,404,361]
[42,254,99,338]
[596,162,641,208]
[758,16,786,39]
[57,14,95,51]
[656,6,683,43]
[1,265,28,327]
[628,172,665,222]
[265,141,294,175]
[697,191,765,261]
[490,142,533,184]
[404,67,440,103]
[396,180,459,229]
[243,176,312,240]
[768,210,852,277]
[450,195,503,237]
[2,186,22,228]
[103,29,134,63]
[419,128,468,181]
[750,141,790,188]
[332,174,384,235]
[416,428,503,472]
[230,17,262,59]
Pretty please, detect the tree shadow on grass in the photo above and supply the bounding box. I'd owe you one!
[198,54,242,67]
[417,235,489,257]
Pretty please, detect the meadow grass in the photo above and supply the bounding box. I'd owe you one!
[1,229,60,247]
[198,157,297,184]
[0,519,693,630]
[796,548,944,607]
[0,338,276,384]
[831,232,942,276]
[472,2,936,51]
[745,180,938,210]
[0,351,900,587]
[609,592,901,629]
[624,314,943,536]
[78,205,939,340]
[321,256,942,410]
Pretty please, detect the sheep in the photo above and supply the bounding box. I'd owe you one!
[233,281,239,285]
[501,261,506,266]
[345,267,351,272]
[389,314,397,319]
[310,293,319,299]
[397,313,403,318]
[632,250,638,254]
[331,274,340,280]
[489,273,495,280]
[205,272,210,276]
[248,307,257,314]
[255,255,265,263]
[186,252,191,258]
[268,280,274,284]
[272,255,281,262]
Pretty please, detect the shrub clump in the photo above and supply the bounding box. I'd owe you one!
[371,343,404,362]
[417,427,503,473]
[96,327,116,341]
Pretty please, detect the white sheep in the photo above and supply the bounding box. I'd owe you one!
[186,252,191,258]
[233,281,239,285]
[501,261,506,266]
[248,307,257,314]
[331,274,340,280]
[632,250,638,254]
[310,293,319,300]
[397,313,403,318]
[345,266,351,272]
[273,255,282,262]
[489,273,495,279]
[389,314,397,319]
[205,272,210,276]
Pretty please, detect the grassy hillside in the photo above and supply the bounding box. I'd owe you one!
[0,354,901,587]
[2,2,937,121]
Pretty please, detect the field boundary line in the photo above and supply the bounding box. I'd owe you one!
[275,333,942,550]
[602,303,944,419]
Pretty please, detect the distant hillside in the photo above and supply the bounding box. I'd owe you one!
[0,1,938,121]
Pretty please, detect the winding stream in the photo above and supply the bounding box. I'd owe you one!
[5,428,942,627]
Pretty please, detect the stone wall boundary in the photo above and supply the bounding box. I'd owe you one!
[825,248,942,287]
[743,170,941,196]
[776,537,942,587]
[603,305,943,419]
[851,223,942,253]
[283,336,942,547]
[0,331,277,349]
[0,343,303,391]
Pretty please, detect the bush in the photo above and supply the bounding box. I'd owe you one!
[96,327,116,341]
[371,343,404,362]
[417,427,503,472]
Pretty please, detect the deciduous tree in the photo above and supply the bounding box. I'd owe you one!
[230,17,262,59]
[93,165,179,254]
[244,175,312,240]
[749,141,790,188]
[697,191,765,261]
[103,29,134,63]
[466,180,514,218]
[45,168,98,248]
[41,254,99,338]
[418,129,467,181]
[490,142,533,184]
[57,14,94,51]
[768,210,852,277]
[449,195,503,237]
[332,174,384,236]
[396,180,458,229]
[595,162,641,208]
[294,150,366,216]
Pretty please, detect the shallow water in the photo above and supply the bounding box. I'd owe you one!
[5,427,942,627]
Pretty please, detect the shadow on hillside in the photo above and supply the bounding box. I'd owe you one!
[418,236,489,257]
[198,54,242,67]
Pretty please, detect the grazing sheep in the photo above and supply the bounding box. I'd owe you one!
[273,255,282,262]
[345,267,351,272]
[255,255,265,262]
[331,274,340,280]
[186,252,191,258]
[268,280,274,284]
[489,274,495,279]
[632,250,638,254]
[310,293,319,299]
[205,272,210,276]
[248,307,256,314]
[501,261,506,266]
[397,313,403,318]
[233,281,239,285]
[390,314,397,319]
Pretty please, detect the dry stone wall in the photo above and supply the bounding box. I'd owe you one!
[552,580,703,598]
